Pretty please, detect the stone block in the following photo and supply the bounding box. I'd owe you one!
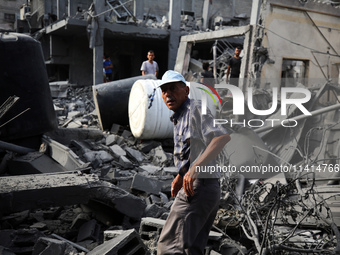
[144,204,167,218]
[138,164,161,175]
[110,144,126,158]
[119,155,134,169]
[114,176,133,192]
[137,141,162,154]
[110,123,123,135]
[87,229,148,255]
[125,147,146,163]
[77,219,101,242]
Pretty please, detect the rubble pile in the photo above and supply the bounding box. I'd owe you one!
[2,79,340,254]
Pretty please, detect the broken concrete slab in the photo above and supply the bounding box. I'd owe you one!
[91,181,146,220]
[125,147,146,164]
[131,174,165,195]
[0,172,96,214]
[32,237,78,255]
[7,152,67,175]
[0,172,146,220]
[87,229,149,255]
[138,165,162,175]
[77,219,101,242]
[42,136,87,171]
[144,204,167,218]
[119,155,134,169]
[137,141,162,154]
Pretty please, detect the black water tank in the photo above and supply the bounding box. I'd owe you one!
[0,33,57,141]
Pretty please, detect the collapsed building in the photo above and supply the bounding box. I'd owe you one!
[1,0,340,254]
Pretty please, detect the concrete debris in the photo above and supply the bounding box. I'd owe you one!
[87,229,148,255]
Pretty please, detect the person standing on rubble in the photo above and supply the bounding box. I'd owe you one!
[141,50,159,78]
[157,70,231,255]
[226,46,242,86]
[200,62,215,88]
[103,54,114,82]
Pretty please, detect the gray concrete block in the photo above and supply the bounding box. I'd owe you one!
[125,147,146,163]
[144,204,167,218]
[119,155,134,169]
[145,195,161,205]
[32,237,78,255]
[137,141,162,154]
[8,152,67,175]
[87,229,149,255]
[139,217,165,242]
[138,164,161,175]
[110,144,126,158]
[121,130,136,145]
[149,146,169,166]
[110,123,123,135]
[92,182,146,220]
[77,219,101,242]
[106,134,117,146]
[131,174,164,195]
[114,176,133,192]
[163,167,178,175]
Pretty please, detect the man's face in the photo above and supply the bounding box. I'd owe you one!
[147,52,155,61]
[235,48,241,57]
[161,82,189,112]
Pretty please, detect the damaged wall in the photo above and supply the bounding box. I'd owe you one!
[249,0,340,88]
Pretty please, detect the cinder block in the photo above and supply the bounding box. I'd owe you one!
[137,141,162,154]
[114,176,133,192]
[139,217,165,244]
[87,229,149,255]
[144,204,167,218]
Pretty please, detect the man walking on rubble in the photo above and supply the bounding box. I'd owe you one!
[157,70,231,255]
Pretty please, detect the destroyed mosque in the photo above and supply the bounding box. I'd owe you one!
[0,0,340,254]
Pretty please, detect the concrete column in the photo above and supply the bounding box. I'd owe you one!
[174,41,193,75]
[168,0,181,70]
[202,0,210,30]
[93,0,105,85]
[169,0,181,30]
[250,0,261,25]
[68,0,77,17]
[133,0,144,20]
[57,0,66,19]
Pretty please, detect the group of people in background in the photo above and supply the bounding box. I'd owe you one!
[103,46,242,86]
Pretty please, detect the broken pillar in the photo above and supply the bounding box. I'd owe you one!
[7,152,67,175]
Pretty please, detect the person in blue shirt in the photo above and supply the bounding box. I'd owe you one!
[103,54,113,82]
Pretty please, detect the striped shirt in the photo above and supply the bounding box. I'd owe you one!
[170,98,228,178]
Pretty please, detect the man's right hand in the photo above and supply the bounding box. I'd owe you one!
[171,174,183,197]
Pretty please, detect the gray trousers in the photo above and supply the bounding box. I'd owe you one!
[157,179,220,255]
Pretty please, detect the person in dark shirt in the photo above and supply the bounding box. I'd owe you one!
[200,62,215,88]
[226,47,242,85]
